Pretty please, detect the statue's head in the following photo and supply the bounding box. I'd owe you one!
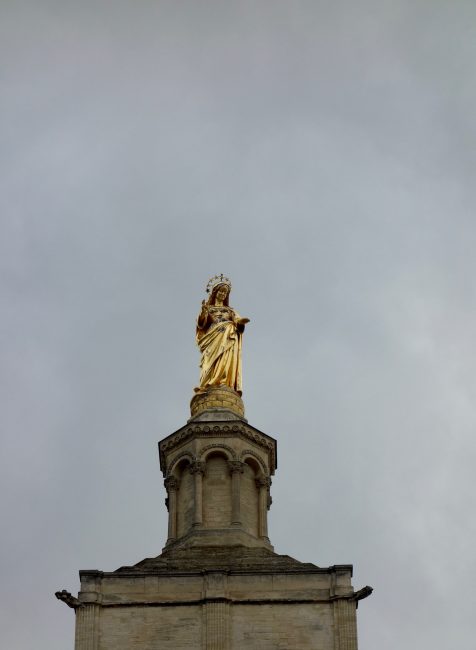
[213,283,230,304]
[206,274,231,306]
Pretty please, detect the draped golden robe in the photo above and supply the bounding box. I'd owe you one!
[196,305,243,394]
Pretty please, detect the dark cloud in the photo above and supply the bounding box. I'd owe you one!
[1,2,475,648]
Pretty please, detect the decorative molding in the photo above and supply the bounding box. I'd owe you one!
[159,423,277,474]
[200,443,237,462]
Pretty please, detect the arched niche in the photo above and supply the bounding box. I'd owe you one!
[202,451,232,529]
[174,457,194,538]
[240,451,267,478]
[168,451,195,478]
[241,458,261,537]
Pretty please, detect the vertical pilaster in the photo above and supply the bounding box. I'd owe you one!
[164,476,179,543]
[74,604,99,650]
[333,599,358,650]
[204,600,230,650]
[203,572,230,650]
[190,461,205,527]
[256,476,271,539]
[228,461,244,526]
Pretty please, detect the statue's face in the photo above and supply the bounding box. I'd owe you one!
[216,285,229,302]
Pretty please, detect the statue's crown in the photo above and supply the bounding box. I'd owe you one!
[206,274,232,294]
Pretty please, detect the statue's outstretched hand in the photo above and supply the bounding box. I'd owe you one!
[198,300,209,324]
[237,317,250,325]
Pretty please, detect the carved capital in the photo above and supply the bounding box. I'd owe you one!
[228,460,245,474]
[255,476,271,489]
[189,461,205,475]
[164,476,179,491]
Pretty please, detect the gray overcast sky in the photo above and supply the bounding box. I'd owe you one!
[1,2,475,648]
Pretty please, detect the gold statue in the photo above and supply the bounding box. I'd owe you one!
[195,275,250,395]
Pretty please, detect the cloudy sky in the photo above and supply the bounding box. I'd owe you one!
[1,1,475,648]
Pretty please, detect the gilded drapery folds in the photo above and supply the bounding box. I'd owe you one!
[195,275,249,396]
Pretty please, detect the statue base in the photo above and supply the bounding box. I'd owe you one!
[190,385,245,419]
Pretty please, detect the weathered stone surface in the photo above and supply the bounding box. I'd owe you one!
[114,545,349,576]
[190,386,245,419]
[76,546,358,650]
[69,408,370,650]
[159,417,276,551]
[100,606,202,650]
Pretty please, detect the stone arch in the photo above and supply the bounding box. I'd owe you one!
[167,451,195,477]
[201,446,235,529]
[239,457,261,538]
[199,444,237,463]
[240,449,267,477]
[170,453,195,539]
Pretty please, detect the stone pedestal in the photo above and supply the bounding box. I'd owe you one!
[190,385,245,419]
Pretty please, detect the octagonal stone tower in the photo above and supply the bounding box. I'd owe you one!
[160,386,276,551]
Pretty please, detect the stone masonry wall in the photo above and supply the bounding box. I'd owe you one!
[76,566,358,650]
[203,455,231,528]
[231,602,333,650]
[98,606,202,650]
[91,601,340,650]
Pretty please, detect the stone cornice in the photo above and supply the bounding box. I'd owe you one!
[76,595,356,608]
[158,420,277,475]
[79,564,353,579]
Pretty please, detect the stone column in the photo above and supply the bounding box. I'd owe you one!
[190,461,205,527]
[256,476,271,539]
[228,461,244,526]
[74,604,99,650]
[164,476,179,543]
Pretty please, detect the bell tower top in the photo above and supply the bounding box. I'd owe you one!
[159,277,275,551]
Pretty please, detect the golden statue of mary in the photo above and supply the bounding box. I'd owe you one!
[195,275,250,396]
